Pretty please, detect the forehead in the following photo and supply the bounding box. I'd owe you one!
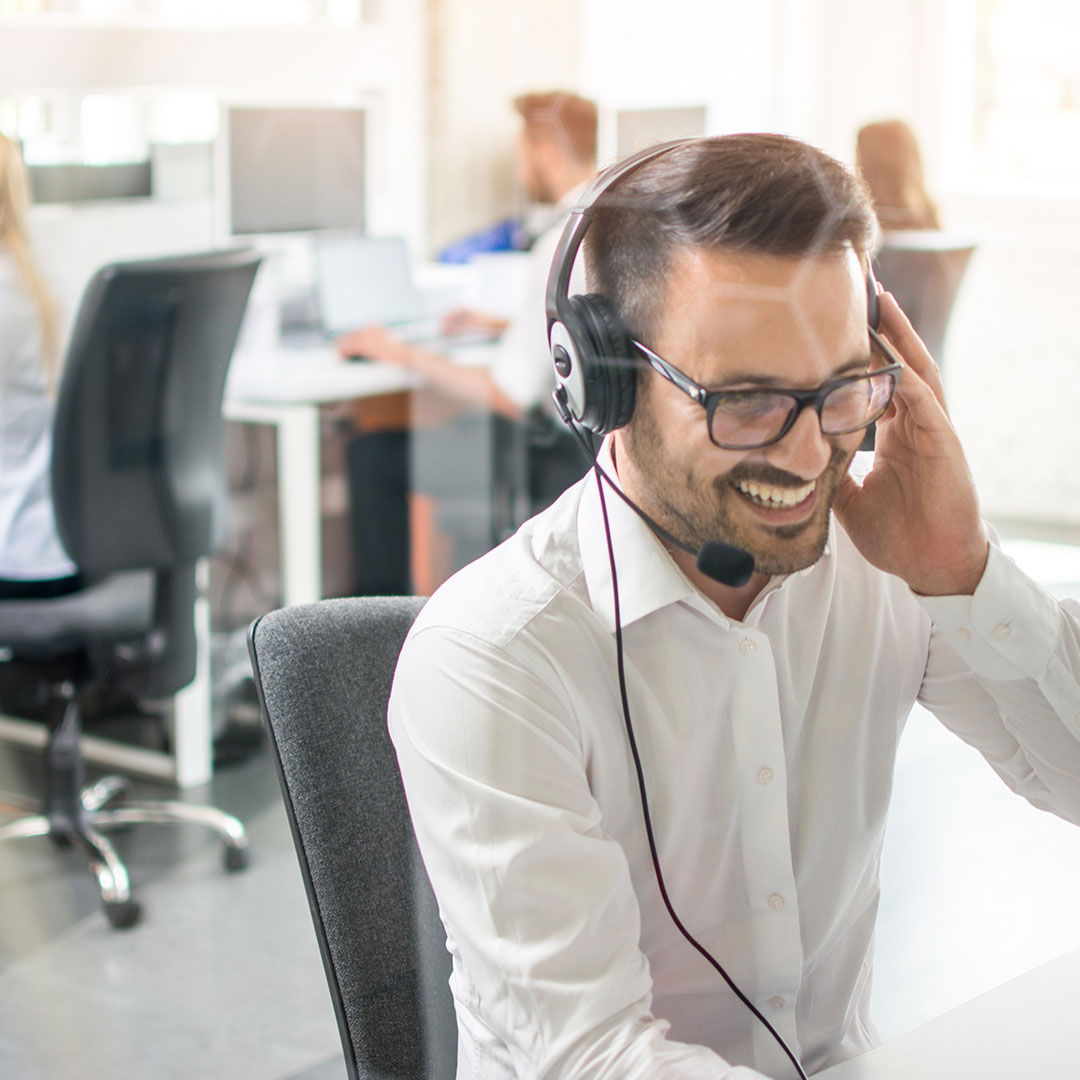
[652,245,869,385]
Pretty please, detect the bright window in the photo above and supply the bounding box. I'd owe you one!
[944,0,1080,193]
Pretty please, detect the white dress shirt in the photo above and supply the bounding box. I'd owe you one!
[0,252,75,582]
[388,439,1080,1080]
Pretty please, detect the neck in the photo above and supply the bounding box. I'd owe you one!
[667,544,769,622]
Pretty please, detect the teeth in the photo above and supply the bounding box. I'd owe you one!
[734,478,815,508]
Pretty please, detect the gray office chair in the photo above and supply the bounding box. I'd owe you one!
[0,248,261,928]
[247,596,457,1080]
[874,236,976,369]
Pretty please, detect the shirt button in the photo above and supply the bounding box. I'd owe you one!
[757,766,775,786]
[954,626,972,642]
[767,892,785,911]
[992,622,1012,639]
[769,996,786,1010]
[738,638,756,655]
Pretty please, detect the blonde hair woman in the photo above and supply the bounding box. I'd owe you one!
[0,132,79,598]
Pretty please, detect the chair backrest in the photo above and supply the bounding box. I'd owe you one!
[248,596,457,1080]
[873,237,976,369]
[52,248,261,576]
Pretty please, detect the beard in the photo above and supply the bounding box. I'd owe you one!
[622,400,855,578]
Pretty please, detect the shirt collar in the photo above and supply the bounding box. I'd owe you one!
[577,437,700,633]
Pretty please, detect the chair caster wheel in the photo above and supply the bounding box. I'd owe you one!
[224,844,250,872]
[105,899,141,929]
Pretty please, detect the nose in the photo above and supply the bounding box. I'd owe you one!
[764,402,834,479]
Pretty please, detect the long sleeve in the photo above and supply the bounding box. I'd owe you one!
[388,623,773,1080]
[917,541,1080,823]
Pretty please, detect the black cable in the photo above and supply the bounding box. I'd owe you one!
[592,466,809,1080]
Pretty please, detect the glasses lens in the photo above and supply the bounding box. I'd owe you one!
[709,392,794,449]
[820,371,897,434]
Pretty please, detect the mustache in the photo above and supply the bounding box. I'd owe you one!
[719,447,851,490]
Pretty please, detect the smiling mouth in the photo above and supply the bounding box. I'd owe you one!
[732,478,816,510]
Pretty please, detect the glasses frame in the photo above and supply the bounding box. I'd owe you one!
[630,327,903,451]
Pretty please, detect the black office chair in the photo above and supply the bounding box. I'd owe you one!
[0,248,261,929]
[248,596,457,1080]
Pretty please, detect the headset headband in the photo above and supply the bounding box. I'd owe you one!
[545,138,695,336]
[545,135,885,436]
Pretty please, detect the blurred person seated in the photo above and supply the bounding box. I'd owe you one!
[337,92,598,596]
[0,132,74,604]
[855,118,940,232]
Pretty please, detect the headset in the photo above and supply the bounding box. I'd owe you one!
[546,138,887,440]
[542,137,897,1080]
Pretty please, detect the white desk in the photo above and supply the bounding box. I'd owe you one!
[818,948,1080,1078]
[223,341,495,608]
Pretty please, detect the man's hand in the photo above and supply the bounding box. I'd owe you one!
[832,291,989,596]
[335,325,415,365]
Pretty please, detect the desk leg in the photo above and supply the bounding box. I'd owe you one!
[276,404,323,607]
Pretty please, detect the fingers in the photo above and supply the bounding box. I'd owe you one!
[336,325,402,362]
[876,291,948,410]
[335,331,361,358]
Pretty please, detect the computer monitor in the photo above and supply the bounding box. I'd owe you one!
[602,104,709,162]
[224,105,366,235]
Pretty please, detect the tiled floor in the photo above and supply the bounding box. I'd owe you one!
[2,535,1079,1077]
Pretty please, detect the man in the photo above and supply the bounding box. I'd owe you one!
[339,92,597,594]
[388,135,1080,1078]
[336,90,597,422]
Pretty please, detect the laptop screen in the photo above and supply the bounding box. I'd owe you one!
[313,233,426,335]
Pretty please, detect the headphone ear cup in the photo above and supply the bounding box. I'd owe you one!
[567,294,637,434]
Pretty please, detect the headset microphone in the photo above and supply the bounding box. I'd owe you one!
[697,542,755,588]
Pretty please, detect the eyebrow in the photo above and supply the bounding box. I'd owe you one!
[707,354,874,392]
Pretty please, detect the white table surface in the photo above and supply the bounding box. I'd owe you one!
[817,948,1080,1078]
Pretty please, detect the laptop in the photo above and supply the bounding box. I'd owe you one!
[312,232,442,342]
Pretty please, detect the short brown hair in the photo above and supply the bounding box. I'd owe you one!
[584,133,878,344]
[513,91,598,170]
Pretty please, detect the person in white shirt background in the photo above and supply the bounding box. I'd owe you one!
[337,91,598,596]
[0,131,77,601]
[336,90,597,421]
[388,134,1080,1079]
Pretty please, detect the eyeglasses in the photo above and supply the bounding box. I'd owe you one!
[630,328,903,451]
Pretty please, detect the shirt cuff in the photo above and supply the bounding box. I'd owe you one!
[916,541,1062,681]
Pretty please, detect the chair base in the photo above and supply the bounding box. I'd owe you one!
[0,774,250,929]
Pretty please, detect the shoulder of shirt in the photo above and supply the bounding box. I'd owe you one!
[408,480,594,654]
